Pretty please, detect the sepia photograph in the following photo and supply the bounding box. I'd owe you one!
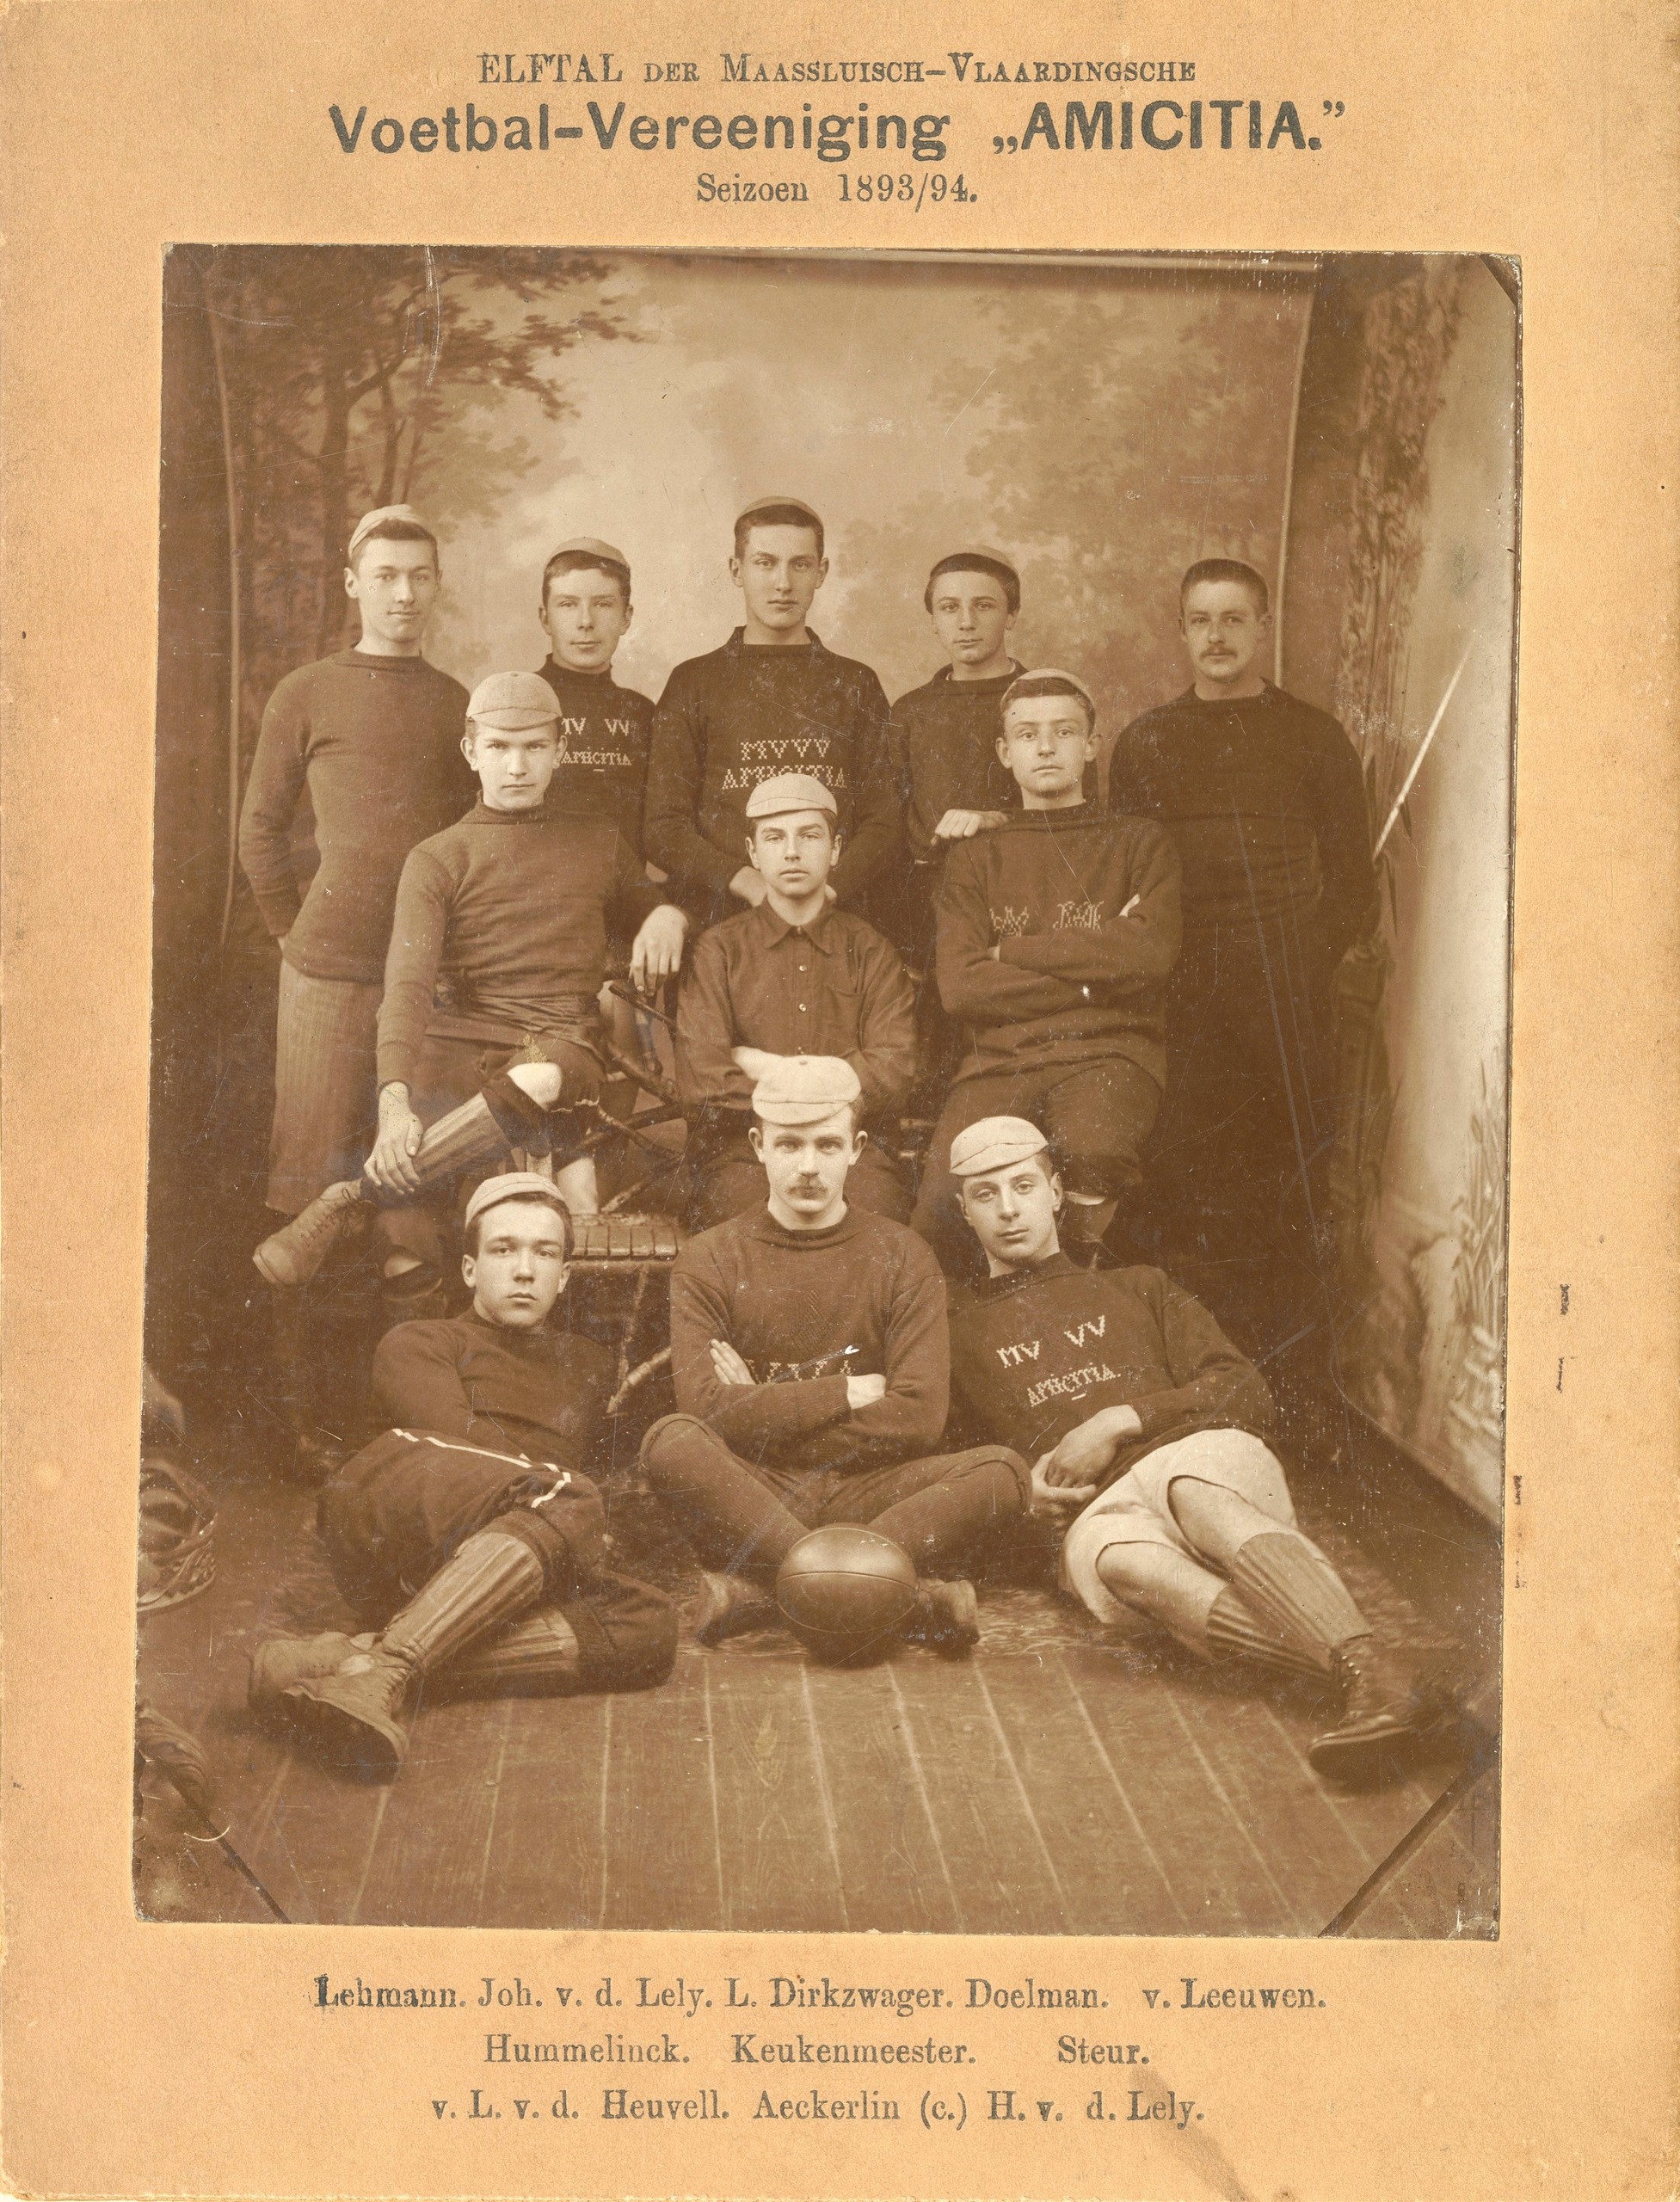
[136,243,1516,1940]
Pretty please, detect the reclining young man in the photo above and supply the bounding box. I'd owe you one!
[254,669,687,1303]
[943,1116,1432,1782]
[249,1174,678,1781]
[674,773,916,1227]
[639,1056,1031,1653]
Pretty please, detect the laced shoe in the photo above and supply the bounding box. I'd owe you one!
[262,1635,415,1780]
[1308,1633,1425,1783]
[254,1180,368,1289]
[906,1577,980,1656]
[693,1571,780,1647]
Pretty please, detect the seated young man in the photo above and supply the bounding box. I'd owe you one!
[249,1174,678,1781]
[944,1117,1427,1781]
[911,668,1182,1270]
[674,773,917,1227]
[643,495,900,929]
[639,1057,1031,1654]
[532,535,654,852]
[254,670,687,1303]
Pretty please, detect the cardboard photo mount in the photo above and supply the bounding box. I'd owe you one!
[2,3,1676,2198]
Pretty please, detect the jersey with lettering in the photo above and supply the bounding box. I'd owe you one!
[533,659,655,851]
[935,804,1182,1086]
[643,628,897,924]
[947,1254,1273,1486]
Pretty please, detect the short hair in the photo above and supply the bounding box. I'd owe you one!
[1179,558,1270,616]
[924,553,1021,616]
[733,503,825,560]
[748,809,837,844]
[463,1191,575,1261]
[541,547,631,607]
[1000,673,1097,732]
[350,517,439,572]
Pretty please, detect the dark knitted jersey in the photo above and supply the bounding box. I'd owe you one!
[237,649,474,982]
[935,804,1182,1086]
[368,1308,616,1467]
[644,628,897,920]
[674,901,916,1125]
[1106,683,1375,962]
[376,799,663,1089]
[887,662,1023,861]
[532,658,655,847]
[948,1254,1274,1488]
[669,1205,949,1474]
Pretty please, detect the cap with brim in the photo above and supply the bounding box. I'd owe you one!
[751,1055,862,1126]
[348,503,433,561]
[1001,666,1097,716]
[465,1172,574,1233]
[466,670,563,731]
[546,536,631,570]
[735,494,823,532]
[745,772,838,821]
[948,1116,1051,1178]
[929,545,1019,588]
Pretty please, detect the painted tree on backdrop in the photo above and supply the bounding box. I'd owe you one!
[186,244,642,796]
[836,278,1297,729]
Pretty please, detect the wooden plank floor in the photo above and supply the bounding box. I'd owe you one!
[136,1446,1492,1936]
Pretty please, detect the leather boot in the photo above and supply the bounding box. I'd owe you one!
[904,1577,980,1656]
[1308,1633,1426,1782]
[693,1570,780,1646]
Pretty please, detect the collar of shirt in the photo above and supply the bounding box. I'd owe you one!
[973,1251,1081,1302]
[723,625,828,660]
[752,901,838,955]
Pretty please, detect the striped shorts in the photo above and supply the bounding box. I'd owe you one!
[267,959,381,1215]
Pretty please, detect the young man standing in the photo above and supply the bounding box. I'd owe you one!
[944,1117,1429,1782]
[238,506,474,1223]
[643,496,899,928]
[532,536,655,849]
[249,1175,677,1781]
[252,672,686,1302]
[912,669,1181,1270]
[639,1058,1031,1653]
[1107,560,1375,1350]
[674,774,916,1227]
[884,547,1025,954]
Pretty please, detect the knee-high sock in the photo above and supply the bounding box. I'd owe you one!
[866,1449,1028,1576]
[1228,1530,1369,1661]
[435,1575,678,1697]
[403,1092,515,1191]
[639,1415,809,1578]
[380,1529,545,1675]
[1203,1584,1332,1680]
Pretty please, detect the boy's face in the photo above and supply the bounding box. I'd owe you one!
[1179,579,1271,692]
[463,1199,569,1330]
[344,537,440,649]
[464,722,560,812]
[750,1106,865,1222]
[960,1155,1063,1275]
[731,524,827,633]
[748,809,838,901]
[540,566,631,672]
[997,697,1097,807]
[929,569,1016,670]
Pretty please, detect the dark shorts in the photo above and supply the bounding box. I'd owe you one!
[912,1053,1162,1265]
[317,1425,607,1624]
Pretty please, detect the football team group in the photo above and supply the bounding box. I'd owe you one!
[233,492,1437,1792]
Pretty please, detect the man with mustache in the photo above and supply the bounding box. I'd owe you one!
[1107,561,1375,1352]
[640,1056,1031,1653]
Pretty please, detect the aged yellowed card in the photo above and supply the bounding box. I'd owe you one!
[2,1,1674,2196]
